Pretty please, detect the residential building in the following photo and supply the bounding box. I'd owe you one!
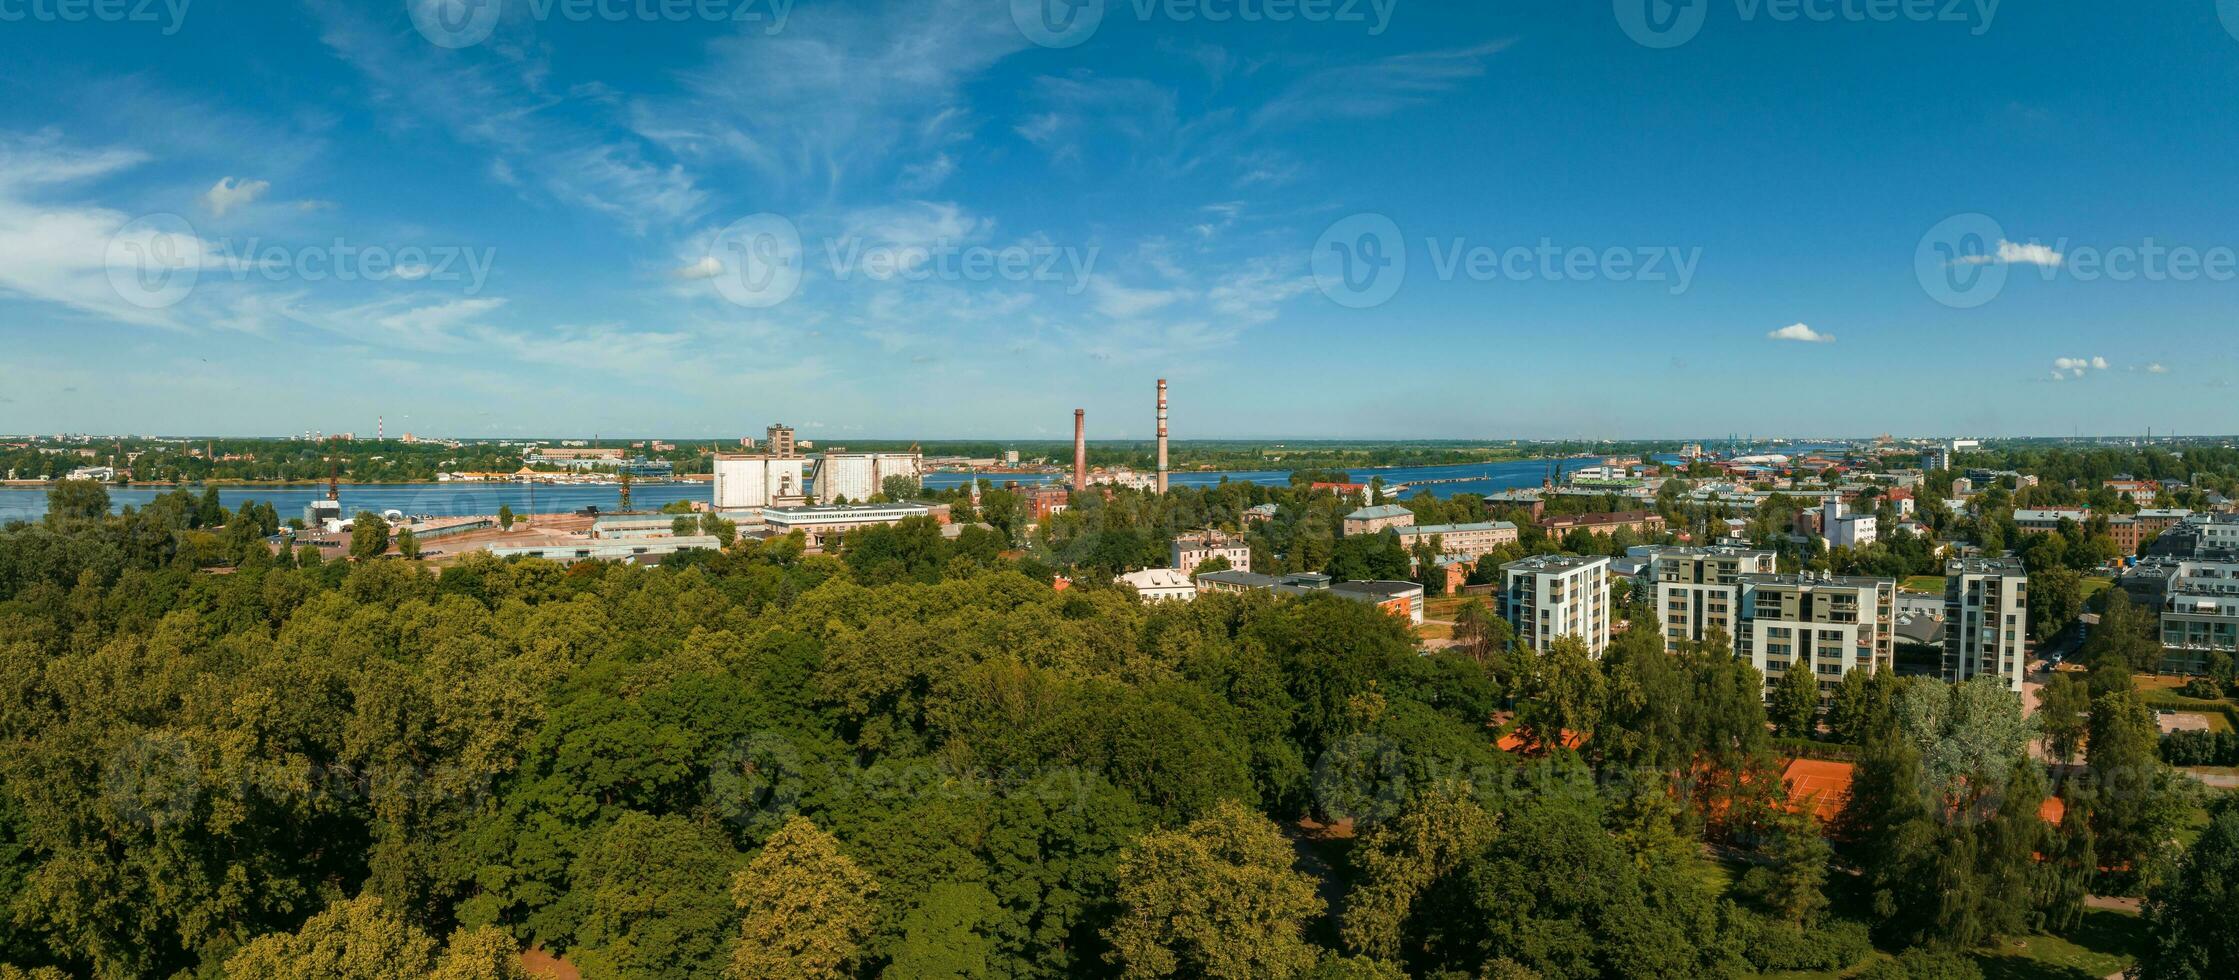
[1648,546,1779,648]
[1392,521,1519,560]
[1736,572,1898,703]
[1943,558,2029,691]
[1499,554,1613,655]
[1192,570,1426,625]
[2110,509,2192,554]
[760,502,943,551]
[1028,485,1072,522]
[2119,556,2239,673]
[1822,498,1878,549]
[2105,479,2160,505]
[1172,529,1252,573]
[1116,567,1197,603]
[765,424,798,458]
[2014,507,2091,533]
[1242,502,1279,524]
[1540,510,1667,538]
[1343,504,1416,536]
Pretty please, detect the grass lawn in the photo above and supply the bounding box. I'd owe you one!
[1901,575,1945,593]
[1969,908,2147,980]
[2081,576,2116,599]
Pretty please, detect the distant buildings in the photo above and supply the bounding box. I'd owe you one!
[1172,529,1252,573]
[1736,572,1897,703]
[2119,517,2239,673]
[1195,570,1424,625]
[2105,479,2160,505]
[1498,554,1612,656]
[1343,504,1415,536]
[1242,503,1279,525]
[1028,485,1072,522]
[1647,545,1779,647]
[1540,510,1666,538]
[1943,558,2029,691]
[2111,509,2192,554]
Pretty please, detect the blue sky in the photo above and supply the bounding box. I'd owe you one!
[0,0,2235,441]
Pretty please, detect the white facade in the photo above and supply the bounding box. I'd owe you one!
[1499,555,1612,655]
[712,455,807,509]
[814,452,923,504]
[1943,558,2028,691]
[1116,567,1197,602]
[1649,546,1779,648]
[1737,573,1897,704]
[1824,498,1878,548]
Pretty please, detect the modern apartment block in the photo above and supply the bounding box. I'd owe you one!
[1499,554,1612,655]
[2120,556,2239,674]
[1648,546,1779,648]
[1736,572,1898,703]
[1943,558,2029,691]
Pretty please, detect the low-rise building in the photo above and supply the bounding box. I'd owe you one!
[761,502,943,551]
[2120,556,2239,673]
[2110,508,2192,554]
[1540,510,1666,538]
[1116,567,1197,602]
[1242,502,1279,524]
[1172,529,1252,573]
[2014,507,2090,533]
[1343,504,1416,536]
[1193,570,1425,624]
[1392,521,1519,560]
[1822,498,1878,549]
[1943,558,2029,691]
[1736,572,1898,704]
[1499,554,1613,655]
[2105,480,2160,505]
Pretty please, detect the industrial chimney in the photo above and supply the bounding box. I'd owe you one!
[1156,379,1169,494]
[1073,409,1087,491]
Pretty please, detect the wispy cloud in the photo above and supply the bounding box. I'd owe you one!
[1252,41,1512,129]
[201,176,268,217]
[1954,239,2064,267]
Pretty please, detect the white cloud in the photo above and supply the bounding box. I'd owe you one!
[674,256,722,280]
[1767,323,1834,343]
[1954,239,2064,267]
[2051,355,2109,380]
[1091,279,1189,318]
[2146,363,2170,374]
[201,177,268,217]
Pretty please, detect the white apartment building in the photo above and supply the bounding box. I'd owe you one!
[2120,556,2239,673]
[1648,546,1779,648]
[1823,498,1877,549]
[1392,521,1519,561]
[1943,557,2029,691]
[712,455,808,509]
[1499,554,1612,655]
[1737,572,1897,704]
[1116,567,1197,602]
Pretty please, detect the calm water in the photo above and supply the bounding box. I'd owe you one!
[0,453,1727,522]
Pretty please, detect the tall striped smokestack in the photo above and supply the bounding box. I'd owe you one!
[1073,409,1087,491]
[1156,379,1169,494]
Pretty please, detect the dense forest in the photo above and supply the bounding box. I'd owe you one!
[0,479,2233,979]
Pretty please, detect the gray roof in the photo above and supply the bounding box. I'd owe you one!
[1345,504,1413,521]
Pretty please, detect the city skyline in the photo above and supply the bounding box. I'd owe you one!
[2,1,2236,439]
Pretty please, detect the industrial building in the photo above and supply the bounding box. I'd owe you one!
[760,501,947,551]
[812,452,922,504]
[1498,554,1613,655]
[712,455,808,509]
[1943,557,2029,691]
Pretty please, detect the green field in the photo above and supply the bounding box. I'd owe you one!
[1900,575,1945,593]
